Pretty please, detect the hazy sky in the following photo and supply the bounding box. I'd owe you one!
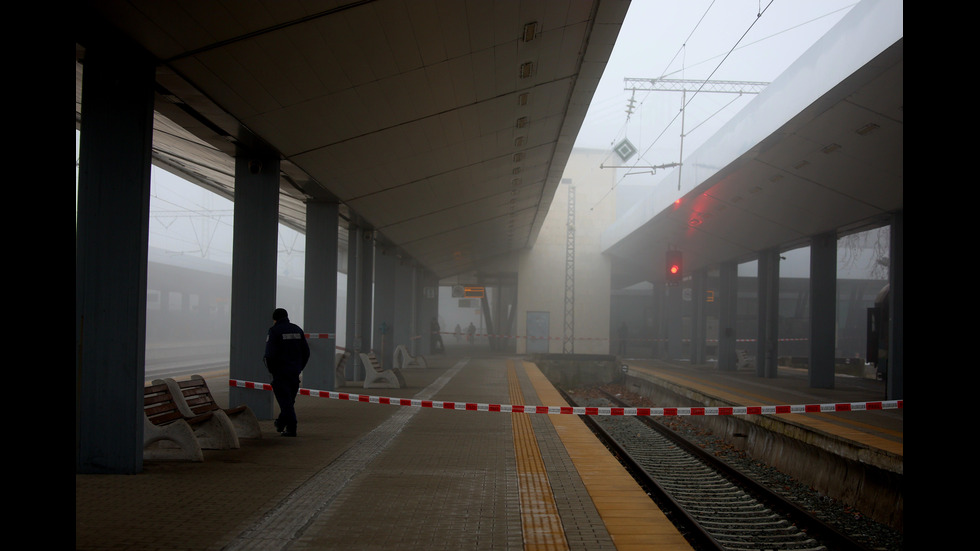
[574,0,857,173]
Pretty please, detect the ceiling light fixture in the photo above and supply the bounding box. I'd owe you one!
[523,22,538,42]
[856,123,880,136]
[520,62,533,78]
[518,92,529,106]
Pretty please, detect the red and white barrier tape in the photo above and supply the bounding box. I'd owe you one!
[228,379,902,416]
[435,331,808,344]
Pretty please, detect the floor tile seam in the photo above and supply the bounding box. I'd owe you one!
[222,359,469,551]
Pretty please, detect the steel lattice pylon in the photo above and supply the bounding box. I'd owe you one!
[563,184,575,354]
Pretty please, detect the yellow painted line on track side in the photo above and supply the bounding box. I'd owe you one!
[507,360,569,551]
[629,365,903,457]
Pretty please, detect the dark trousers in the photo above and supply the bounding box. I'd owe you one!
[272,369,301,429]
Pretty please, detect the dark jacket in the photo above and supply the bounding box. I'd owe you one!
[264,318,310,373]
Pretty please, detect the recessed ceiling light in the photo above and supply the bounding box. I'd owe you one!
[523,22,537,42]
[856,123,880,136]
[520,62,533,78]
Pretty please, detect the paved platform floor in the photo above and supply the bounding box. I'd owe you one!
[77,351,902,550]
[77,353,691,550]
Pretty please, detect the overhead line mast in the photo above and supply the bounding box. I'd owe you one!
[620,78,769,189]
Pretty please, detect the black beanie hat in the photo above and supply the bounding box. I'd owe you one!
[273,308,289,321]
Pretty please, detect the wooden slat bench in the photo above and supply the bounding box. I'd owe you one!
[162,375,261,439]
[359,351,406,389]
[145,380,239,454]
[736,349,754,370]
[335,350,353,387]
[143,382,208,461]
[393,344,427,369]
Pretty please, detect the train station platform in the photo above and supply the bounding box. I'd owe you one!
[76,349,902,550]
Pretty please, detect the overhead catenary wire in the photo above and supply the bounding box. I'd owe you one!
[590,0,777,212]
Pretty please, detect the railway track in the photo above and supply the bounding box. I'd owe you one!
[559,387,869,551]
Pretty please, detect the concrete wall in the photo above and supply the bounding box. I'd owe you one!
[516,148,615,354]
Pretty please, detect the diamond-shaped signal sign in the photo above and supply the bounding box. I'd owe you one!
[614,139,637,162]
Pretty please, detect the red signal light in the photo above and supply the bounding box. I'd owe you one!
[665,250,683,284]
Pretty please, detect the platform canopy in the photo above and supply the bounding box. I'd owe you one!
[601,0,902,288]
[76,0,631,280]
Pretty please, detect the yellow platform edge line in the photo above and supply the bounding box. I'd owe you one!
[630,365,904,457]
[522,361,694,551]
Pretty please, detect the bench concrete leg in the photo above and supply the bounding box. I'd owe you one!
[227,408,262,439]
[191,411,241,450]
[143,416,204,462]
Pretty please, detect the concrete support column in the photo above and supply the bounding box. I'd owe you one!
[303,201,339,391]
[76,34,155,474]
[718,262,738,371]
[345,226,374,380]
[228,154,280,418]
[418,270,440,356]
[665,284,682,360]
[809,232,837,389]
[393,258,415,358]
[888,212,903,400]
[757,249,780,378]
[373,246,396,369]
[691,270,707,364]
[650,285,665,359]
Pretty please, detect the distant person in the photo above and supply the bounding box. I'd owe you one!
[431,318,445,354]
[264,308,310,437]
[454,324,462,343]
[467,322,476,345]
[617,321,629,356]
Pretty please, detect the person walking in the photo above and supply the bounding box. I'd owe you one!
[264,308,310,437]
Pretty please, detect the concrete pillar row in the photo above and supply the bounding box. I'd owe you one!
[373,246,396,370]
[888,211,903,400]
[228,155,281,418]
[303,201,339,391]
[717,262,738,371]
[757,249,780,378]
[345,224,374,380]
[809,231,837,389]
[76,33,156,474]
[690,270,707,365]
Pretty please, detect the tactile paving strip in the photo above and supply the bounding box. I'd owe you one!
[507,360,569,551]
